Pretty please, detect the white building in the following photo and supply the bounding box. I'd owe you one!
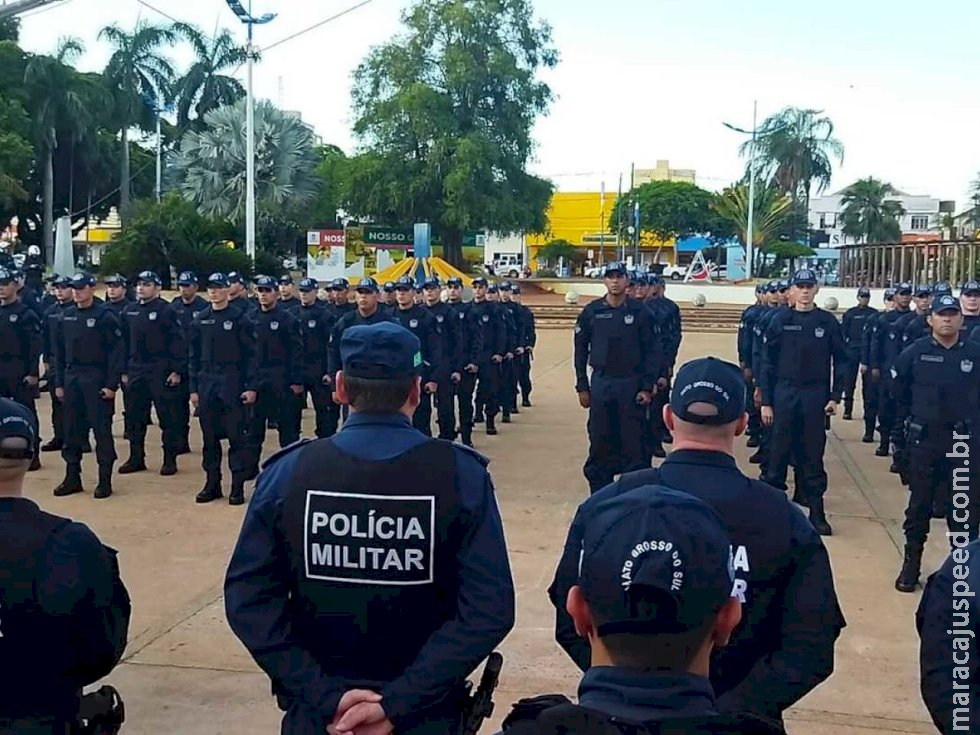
[809,189,954,246]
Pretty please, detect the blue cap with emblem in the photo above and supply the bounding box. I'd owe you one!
[207,272,230,288]
[512,284,521,295]
[933,294,962,314]
[914,284,931,297]
[0,268,13,284]
[70,272,96,289]
[884,287,896,301]
[177,271,197,287]
[447,276,464,287]
[341,322,422,380]
[777,279,790,292]
[52,274,72,288]
[136,270,161,286]
[279,274,293,286]
[0,396,38,459]
[422,275,440,289]
[487,284,499,294]
[298,277,318,292]
[499,280,513,292]
[355,277,379,293]
[962,280,980,296]
[330,278,349,290]
[933,282,953,297]
[395,276,415,290]
[765,280,778,294]
[254,275,277,289]
[578,484,734,636]
[857,286,871,297]
[896,282,913,295]
[227,271,245,285]
[472,276,488,287]
[670,357,746,426]
[104,273,126,286]
[649,273,664,286]
[382,281,396,293]
[604,261,627,277]
[792,269,817,286]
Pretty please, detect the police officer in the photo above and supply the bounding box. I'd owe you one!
[737,284,767,448]
[522,486,785,735]
[902,283,949,348]
[469,277,507,436]
[512,286,536,408]
[227,271,257,315]
[869,281,912,458]
[52,273,124,499]
[224,322,515,735]
[916,539,979,732]
[422,276,463,440]
[391,275,443,436]
[171,271,209,455]
[891,293,980,592]
[23,244,43,292]
[645,273,682,455]
[118,271,186,477]
[488,284,518,423]
[40,274,58,312]
[248,275,304,472]
[498,282,525,417]
[748,281,785,467]
[574,262,662,493]
[0,398,131,734]
[839,286,876,421]
[279,275,301,312]
[330,278,355,319]
[550,357,844,723]
[759,269,848,535]
[859,288,895,443]
[188,273,259,505]
[381,281,398,315]
[104,274,131,318]
[446,277,484,447]
[329,278,397,381]
[297,277,339,438]
[960,279,980,337]
[40,275,75,454]
[0,268,42,471]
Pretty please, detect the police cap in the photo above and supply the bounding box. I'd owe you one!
[884,288,896,301]
[447,277,464,288]
[355,277,379,293]
[422,276,440,289]
[649,273,665,286]
[207,272,230,288]
[487,284,499,294]
[136,270,162,286]
[227,271,245,285]
[330,278,349,291]
[914,284,931,298]
[0,397,38,460]
[177,271,198,287]
[70,272,96,289]
[578,485,734,636]
[0,268,13,285]
[254,275,277,290]
[104,273,127,287]
[933,282,953,297]
[394,276,415,290]
[962,280,980,296]
[472,276,489,287]
[298,277,318,292]
[765,281,779,294]
[776,279,790,293]
[896,282,913,296]
[791,269,817,286]
[512,284,521,295]
[671,357,746,426]
[755,284,765,295]
[933,294,962,315]
[857,287,871,298]
[633,273,649,286]
[52,274,72,288]
[499,280,513,292]
[604,261,627,277]
[341,322,422,380]
[279,275,293,286]
[382,281,396,293]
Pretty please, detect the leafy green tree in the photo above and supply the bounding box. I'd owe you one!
[713,181,793,273]
[0,97,32,209]
[176,98,319,222]
[99,22,177,222]
[346,0,557,267]
[536,238,583,266]
[760,239,815,277]
[840,177,905,244]
[170,24,247,131]
[306,144,348,229]
[608,181,729,248]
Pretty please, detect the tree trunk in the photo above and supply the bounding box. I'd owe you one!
[43,139,54,267]
[443,227,463,269]
[119,126,131,225]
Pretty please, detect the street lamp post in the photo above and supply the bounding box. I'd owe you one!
[723,101,759,280]
[225,0,276,263]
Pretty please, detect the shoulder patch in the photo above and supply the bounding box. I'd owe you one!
[453,441,490,468]
[261,437,315,471]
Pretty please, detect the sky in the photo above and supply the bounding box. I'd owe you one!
[14,0,980,207]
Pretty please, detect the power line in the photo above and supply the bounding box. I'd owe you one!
[134,0,180,25]
[261,0,379,53]
[17,0,74,19]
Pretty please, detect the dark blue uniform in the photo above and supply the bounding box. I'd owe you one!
[515,300,536,405]
[469,298,508,430]
[224,413,515,735]
[737,298,766,441]
[298,301,338,438]
[574,297,662,492]
[870,305,912,454]
[447,299,484,445]
[0,299,43,437]
[499,297,525,416]
[0,497,131,732]
[550,450,844,722]
[839,303,877,420]
[426,300,464,440]
[328,308,397,377]
[41,299,72,449]
[170,294,209,452]
[916,540,980,733]
[392,304,444,436]
[644,294,681,450]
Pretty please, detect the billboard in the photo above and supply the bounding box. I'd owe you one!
[307,230,346,281]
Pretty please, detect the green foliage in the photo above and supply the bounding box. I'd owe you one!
[761,240,814,259]
[253,250,286,279]
[168,24,247,130]
[176,99,320,222]
[608,181,728,243]
[306,145,349,229]
[346,0,557,266]
[840,177,904,244]
[713,182,793,248]
[536,238,583,265]
[0,95,32,206]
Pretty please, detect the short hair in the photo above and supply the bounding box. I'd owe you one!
[343,374,415,413]
[0,437,31,475]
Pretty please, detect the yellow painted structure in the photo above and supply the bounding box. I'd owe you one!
[526,191,677,266]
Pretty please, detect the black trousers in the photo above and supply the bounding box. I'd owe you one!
[905,431,980,546]
[839,349,861,413]
[249,381,302,465]
[457,371,477,440]
[174,379,192,448]
[475,360,500,418]
[301,377,337,439]
[517,351,532,400]
[413,385,434,436]
[435,379,457,440]
[197,379,250,477]
[61,370,116,466]
[500,357,517,412]
[762,384,829,502]
[125,370,180,452]
[745,375,761,438]
[584,373,646,493]
[877,377,897,450]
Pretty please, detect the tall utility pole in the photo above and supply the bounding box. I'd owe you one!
[616,174,624,262]
[0,0,66,20]
[724,102,762,279]
[599,181,606,266]
[225,0,276,262]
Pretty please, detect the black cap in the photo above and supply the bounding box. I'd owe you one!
[52,274,72,288]
[278,274,293,286]
[227,271,244,285]
[578,485,734,636]
[472,276,488,287]
[962,280,980,296]
[754,284,765,295]
[896,282,913,295]
[0,268,13,284]
[340,323,423,380]
[933,282,953,297]
[330,278,349,290]
[499,280,513,292]
[487,284,499,294]
[670,357,746,426]
[422,276,440,289]
[254,275,277,289]
[136,270,161,286]
[512,284,521,295]
[177,271,197,287]
[649,273,664,286]
[933,294,962,314]
[382,281,396,293]
[207,272,230,288]
[604,261,627,276]
[857,287,871,297]
[0,397,38,459]
[776,279,789,292]
[298,277,318,292]
[395,276,415,290]
[791,269,817,286]
[914,284,931,298]
[355,277,379,293]
[884,288,896,301]
[104,273,127,286]
[70,272,96,289]
[446,277,464,287]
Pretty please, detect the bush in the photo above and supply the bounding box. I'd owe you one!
[536,268,557,278]
[253,249,286,278]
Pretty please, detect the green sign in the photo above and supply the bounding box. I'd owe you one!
[364,226,414,247]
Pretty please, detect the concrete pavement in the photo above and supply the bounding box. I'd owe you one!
[19,330,942,734]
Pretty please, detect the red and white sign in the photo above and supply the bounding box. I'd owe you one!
[307,230,347,281]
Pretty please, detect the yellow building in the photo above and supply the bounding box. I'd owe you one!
[634,160,697,186]
[527,191,677,267]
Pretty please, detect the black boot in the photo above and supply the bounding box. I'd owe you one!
[895,543,924,593]
[473,410,485,424]
[651,443,666,459]
[54,464,84,497]
[874,445,889,457]
[843,400,853,420]
[94,463,113,499]
[748,449,765,464]
[28,453,41,472]
[791,489,809,508]
[511,405,520,414]
[861,431,874,443]
[229,474,246,506]
[41,437,63,452]
[160,451,178,476]
[486,416,498,435]
[195,472,223,503]
[118,443,147,474]
[746,435,760,448]
[808,497,833,536]
[521,397,532,407]
[501,411,511,424]
[461,433,474,448]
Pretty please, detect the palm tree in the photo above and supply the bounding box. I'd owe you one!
[742,107,844,233]
[840,178,905,244]
[24,38,91,262]
[99,22,177,223]
[176,99,320,222]
[169,24,247,131]
[713,181,793,274]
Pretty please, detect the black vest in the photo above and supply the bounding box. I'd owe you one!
[282,439,462,683]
